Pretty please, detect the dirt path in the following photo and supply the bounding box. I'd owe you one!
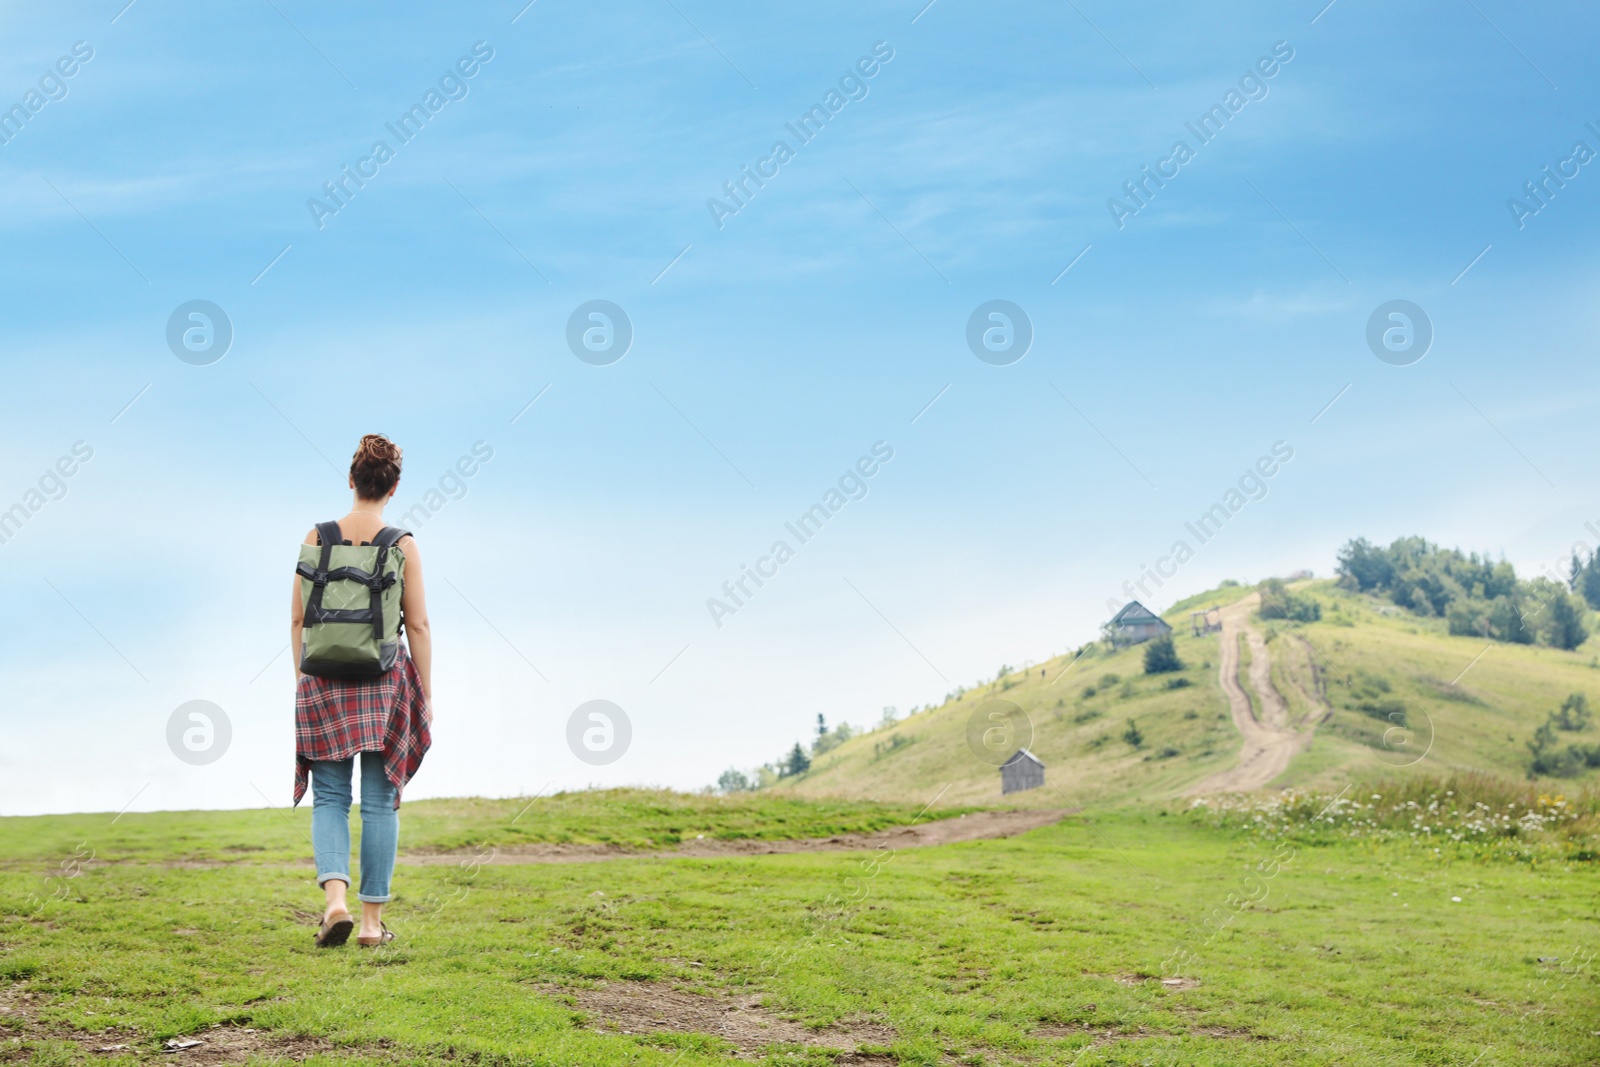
[14,809,1073,873]
[1184,594,1317,796]
[402,808,1071,866]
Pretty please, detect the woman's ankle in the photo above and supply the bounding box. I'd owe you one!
[323,879,350,916]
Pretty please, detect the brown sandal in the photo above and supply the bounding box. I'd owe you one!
[357,922,395,947]
[314,909,354,948]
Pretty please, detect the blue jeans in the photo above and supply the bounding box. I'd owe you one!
[310,753,399,903]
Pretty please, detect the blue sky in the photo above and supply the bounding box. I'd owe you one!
[1,0,1597,815]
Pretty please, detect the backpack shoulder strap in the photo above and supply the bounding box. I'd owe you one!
[370,526,410,640]
[373,526,409,550]
[301,521,343,625]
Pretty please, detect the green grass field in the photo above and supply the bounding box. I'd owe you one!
[8,582,1600,1065]
[3,786,1598,1066]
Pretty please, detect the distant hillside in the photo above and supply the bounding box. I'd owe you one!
[768,579,1600,809]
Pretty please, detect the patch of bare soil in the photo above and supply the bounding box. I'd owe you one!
[554,980,895,1059]
[151,1027,337,1065]
[1030,1022,1102,1039]
[1109,973,1200,991]
[1026,979,1266,1053]
[53,810,1072,873]
[1,988,338,1065]
[1031,1021,1262,1046]
[405,808,1072,867]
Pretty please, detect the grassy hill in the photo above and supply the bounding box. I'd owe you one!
[776,579,1600,808]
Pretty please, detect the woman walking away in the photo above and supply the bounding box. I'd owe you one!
[290,434,432,948]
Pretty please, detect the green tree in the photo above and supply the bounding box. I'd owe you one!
[1543,591,1589,651]
[1578,552,1600,610]
[1446,598,1489,637]
[1487,596,1533,644]
[1335,537,1394,592]
[1335,536,1516,620]
[1143,636,1183,674]
[783,742,811,777]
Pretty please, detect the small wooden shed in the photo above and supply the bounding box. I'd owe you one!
[999,748,1045,795]
[1108,600,1172,646]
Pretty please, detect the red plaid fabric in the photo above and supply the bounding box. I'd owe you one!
[293,649,431,808]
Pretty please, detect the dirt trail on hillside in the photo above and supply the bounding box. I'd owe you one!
[402,808,1071,866]
[1184,594,1320,796]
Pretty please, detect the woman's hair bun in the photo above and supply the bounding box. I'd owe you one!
[350,433,403,499]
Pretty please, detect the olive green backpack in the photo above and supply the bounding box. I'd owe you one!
[296,521,410,678]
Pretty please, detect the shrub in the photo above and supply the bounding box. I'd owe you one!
[1555,693,1592,731]
[1143,636,1184,674]
[872,733,911,760]
[1346,670,1391,700]
[1122,719,1145,749]
[1529,696,1600,776]
[1258,578,1322,622]
[716,768,751,793]
[814,721,854,756]
[1527,722,1594,777]
[1356,698,1407,726]
[1165,676,1193,690]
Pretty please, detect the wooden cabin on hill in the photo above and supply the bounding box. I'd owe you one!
[999,748,1045,795]
[1107,600,1172,646]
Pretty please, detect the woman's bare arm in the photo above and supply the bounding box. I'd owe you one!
[289,528,316,682]
[398,536,432,702]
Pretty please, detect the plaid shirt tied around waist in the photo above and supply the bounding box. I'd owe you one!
[293,648,431,808]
